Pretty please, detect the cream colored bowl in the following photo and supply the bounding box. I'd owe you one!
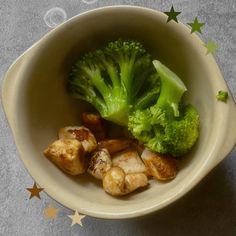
[2,6,236,219]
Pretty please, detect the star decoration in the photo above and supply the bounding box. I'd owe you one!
[68,210,86,227]
[204,40,219,55]
[164,5,181,23]
[26,182,44,199]
[187,17,205,34]
[44,205,59,219]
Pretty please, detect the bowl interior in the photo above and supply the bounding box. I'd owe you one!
[11,7,222,218]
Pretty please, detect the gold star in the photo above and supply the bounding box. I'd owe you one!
[187,17,205,34]
[26,182,44,199]
[164,5,181,23]
[68,210,86,227]
[44,205,59,219]
[204,40,219,55]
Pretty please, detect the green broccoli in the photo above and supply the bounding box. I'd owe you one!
[68,39,160,126]
[216,90,229,103]
[128,60,200,157]
[68,40,200,156]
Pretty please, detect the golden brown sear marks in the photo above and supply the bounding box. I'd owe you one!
[87,148,112,180]
[43,139,86,175]
[98,139,130,154]
[112,148,147,175]
[141,148,177,181]
[68,128,89,141]
[58,126,97,152]
[102,167,148,196]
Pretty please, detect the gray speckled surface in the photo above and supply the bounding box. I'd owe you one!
[0,1,235,235]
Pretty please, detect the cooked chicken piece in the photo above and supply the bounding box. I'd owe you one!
[98,139,130,154]
[58,126,97,152]
[87,148,112,180]
[43,139,86,175]
[82,113,107,140]
[125,173,149,193]
[141,148,177,181]
[102,167,148,196]
[103,167,125,196]
[112,149,147,174]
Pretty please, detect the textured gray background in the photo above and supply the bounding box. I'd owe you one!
[0,0,235,235]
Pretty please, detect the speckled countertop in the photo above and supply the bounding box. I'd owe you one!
[0,1,235,235]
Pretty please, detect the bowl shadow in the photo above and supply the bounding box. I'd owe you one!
[90,157,236,236]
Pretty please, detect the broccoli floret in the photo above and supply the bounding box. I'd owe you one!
[68,39,160,126]
[216,90,229,103]
[128,60,200,157]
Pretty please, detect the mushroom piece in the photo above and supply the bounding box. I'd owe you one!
[102,167,148,196]
[98,139,131,155]
[141,148,178,181]
[43,139,86,175]
[87,148,112,180]
[112,149,147,174]
[58,126,97,152]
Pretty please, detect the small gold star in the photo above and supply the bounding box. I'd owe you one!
[44,205,59,219]
[164,5,181,23]
[26,182,44,199]
[187,17,205,34]
[68,210,86,227]
[204,40,219,55]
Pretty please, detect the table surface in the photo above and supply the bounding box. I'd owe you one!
[0,1,235,235]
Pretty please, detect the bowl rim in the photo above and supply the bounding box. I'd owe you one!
[1,5,236,219]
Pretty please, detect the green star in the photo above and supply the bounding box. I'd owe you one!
[204,40,219,55]
[187,17,205,34]
[164,5,181,23]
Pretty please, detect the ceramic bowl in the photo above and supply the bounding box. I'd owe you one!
[2,6,236,219]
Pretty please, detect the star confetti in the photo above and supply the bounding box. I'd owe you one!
[44,205,59,219]
[216,90,229,102]
[187,17,205,34]
[204,40,219,55]
[68,210,86,227]
[164,5,181,23]
[26,182,44,199]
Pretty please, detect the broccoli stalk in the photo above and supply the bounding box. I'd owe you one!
[68,40,159,126]
[153,60,187,117]
[128,60,200,157]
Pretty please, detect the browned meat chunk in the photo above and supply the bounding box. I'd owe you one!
[43,139,86,175]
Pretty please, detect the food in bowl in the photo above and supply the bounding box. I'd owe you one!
[43,39,200,196]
